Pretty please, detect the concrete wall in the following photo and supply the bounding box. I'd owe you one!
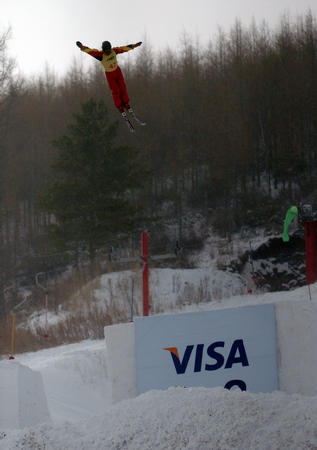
[0,361,50,429]
[275,299,317,395]
[104,322,136,403]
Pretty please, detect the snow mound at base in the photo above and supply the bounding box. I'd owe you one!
[1,386,317,449]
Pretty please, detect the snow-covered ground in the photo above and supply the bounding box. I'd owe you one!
[1,278,317,449]
[1,383,317,449]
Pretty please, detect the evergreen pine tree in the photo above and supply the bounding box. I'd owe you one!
[39,98,149,259]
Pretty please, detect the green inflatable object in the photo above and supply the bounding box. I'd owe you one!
[282,206,298,242]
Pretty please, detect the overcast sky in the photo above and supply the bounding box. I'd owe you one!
[1,0,317,78]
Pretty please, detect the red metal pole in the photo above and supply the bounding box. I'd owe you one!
[301,221,317,285]
[142,232,150,316]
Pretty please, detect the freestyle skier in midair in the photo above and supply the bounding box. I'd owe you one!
[76,40,145,131]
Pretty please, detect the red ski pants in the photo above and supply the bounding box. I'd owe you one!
[105,66,130,112]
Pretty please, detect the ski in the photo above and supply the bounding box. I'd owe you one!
[128,109,146,126]
[121,113,135,133]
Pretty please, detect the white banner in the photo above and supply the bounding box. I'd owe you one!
[135,304,278,394]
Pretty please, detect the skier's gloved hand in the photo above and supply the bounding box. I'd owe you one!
[76,41,83,48]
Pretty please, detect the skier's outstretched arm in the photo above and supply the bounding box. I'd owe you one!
[76,41,103,60]
[114,42,142,54]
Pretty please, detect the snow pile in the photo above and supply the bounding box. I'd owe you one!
[1,386,317,449]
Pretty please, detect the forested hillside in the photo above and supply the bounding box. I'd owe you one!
[0,13,316,315]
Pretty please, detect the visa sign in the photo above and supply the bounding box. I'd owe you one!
[164,339,249,391]
[164,339,249,373]
[135,304,278,394]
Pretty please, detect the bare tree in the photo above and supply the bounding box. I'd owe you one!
[0,26,16,317]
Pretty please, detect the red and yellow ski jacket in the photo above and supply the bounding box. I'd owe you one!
[79,43,139,72]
